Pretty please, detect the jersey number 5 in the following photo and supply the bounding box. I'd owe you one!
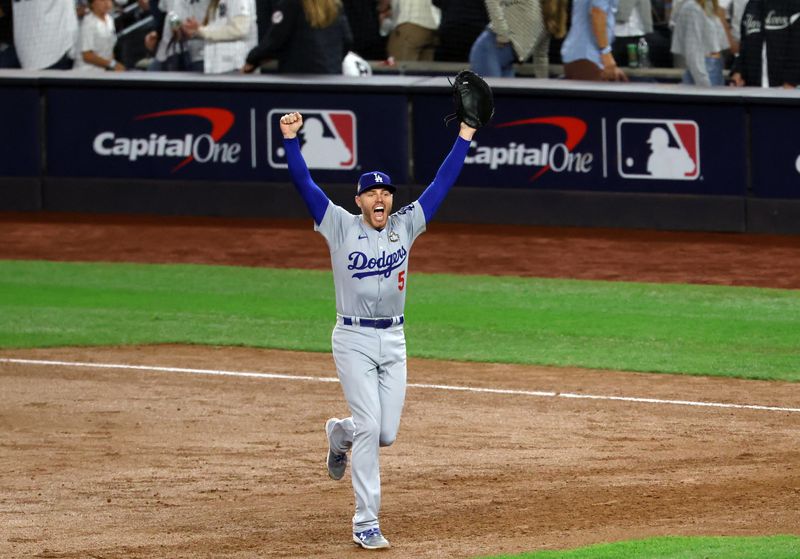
[398,271,405,291]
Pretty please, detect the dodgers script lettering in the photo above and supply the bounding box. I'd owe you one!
[347,247,408,279]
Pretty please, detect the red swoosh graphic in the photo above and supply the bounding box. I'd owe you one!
[495,117,587,180]
[135,108,235,172]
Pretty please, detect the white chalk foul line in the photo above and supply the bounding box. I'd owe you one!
[2,357,799,414]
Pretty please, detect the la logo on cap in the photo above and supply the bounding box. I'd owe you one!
[358,171,395,194]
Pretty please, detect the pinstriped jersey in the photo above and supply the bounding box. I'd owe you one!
[12,0,78,69]
[315,200,426,319]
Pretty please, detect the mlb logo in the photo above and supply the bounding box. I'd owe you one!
[617,118,700,180]
[268,109,357,170]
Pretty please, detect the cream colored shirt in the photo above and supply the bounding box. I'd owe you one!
[391,0,441,30]
[199,0,258,73]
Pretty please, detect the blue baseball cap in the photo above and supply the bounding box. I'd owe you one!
[357,171,395,195]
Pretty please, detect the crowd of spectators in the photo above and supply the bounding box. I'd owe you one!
[0,0,797,88]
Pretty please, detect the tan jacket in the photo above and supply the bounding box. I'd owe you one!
[485,0,549,74]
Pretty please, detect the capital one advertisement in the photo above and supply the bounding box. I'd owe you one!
[0,87,40,177]
[412,94,746,196]
[45,88,408,184]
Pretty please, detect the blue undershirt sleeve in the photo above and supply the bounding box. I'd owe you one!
[417,136,471,223]
[283,137,330,226]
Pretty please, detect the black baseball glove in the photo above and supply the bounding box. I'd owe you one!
[451,70,494,128]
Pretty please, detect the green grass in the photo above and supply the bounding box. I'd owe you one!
[409,273,800,381]
[2,260,799,558]
[472,535,800,558]
[1,260,799,381]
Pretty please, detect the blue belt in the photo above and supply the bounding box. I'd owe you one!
[340,315,404,329]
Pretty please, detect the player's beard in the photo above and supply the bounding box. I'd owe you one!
[357,192,393,230]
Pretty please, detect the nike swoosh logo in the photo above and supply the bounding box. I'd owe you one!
[358,234,368,240]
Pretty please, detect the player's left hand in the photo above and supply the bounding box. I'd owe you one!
[459,122,476,141]
[451,69,494,129]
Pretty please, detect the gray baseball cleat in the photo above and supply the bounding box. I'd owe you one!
[325,417,347,480]
[353,527,391,550]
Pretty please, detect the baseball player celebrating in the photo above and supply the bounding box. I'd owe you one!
[278,72,492,551]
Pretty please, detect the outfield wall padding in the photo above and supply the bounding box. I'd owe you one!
[0,70,798,233]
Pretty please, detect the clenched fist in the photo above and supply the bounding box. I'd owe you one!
[280,112,304,139]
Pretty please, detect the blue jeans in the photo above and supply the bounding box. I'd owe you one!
[469,28,516,77]
[682,56,724,86]
[706,56,724,86]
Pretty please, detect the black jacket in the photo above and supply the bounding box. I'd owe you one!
[432,0,489,62]
[246,0,353,74]
[342,0,386,60]
[0,0,13,43]
[731,0,800,86]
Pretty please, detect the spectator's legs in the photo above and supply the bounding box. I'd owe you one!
[387,22,437,61]
[564,59,602,80]
[498,42,516,77]
[469,28,515,77]
[706,55,724,86]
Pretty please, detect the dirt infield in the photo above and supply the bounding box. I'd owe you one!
[1,212,799,559]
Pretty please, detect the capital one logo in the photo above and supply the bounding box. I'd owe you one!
[617,118,700,180]
[268,109,357,170]
[92,107,242,172]
[464,116,592,180]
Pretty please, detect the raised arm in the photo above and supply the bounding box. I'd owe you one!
[280,112,330,226]
[417,123,476,223]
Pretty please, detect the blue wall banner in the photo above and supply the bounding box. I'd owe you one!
[0,87,40,177]
[46,89,408,184]
[750,107,800,199]
[412,94,747,196]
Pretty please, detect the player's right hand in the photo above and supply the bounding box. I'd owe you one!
[280,112,303,139]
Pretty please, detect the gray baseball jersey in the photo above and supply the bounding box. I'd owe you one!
[315,199,426,319]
